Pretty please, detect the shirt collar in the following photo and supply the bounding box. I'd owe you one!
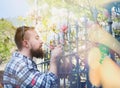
[12,51,37,69]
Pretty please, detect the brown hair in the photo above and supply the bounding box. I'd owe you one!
[14,26,34,50]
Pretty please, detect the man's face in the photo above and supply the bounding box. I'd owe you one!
[26,30,44,58]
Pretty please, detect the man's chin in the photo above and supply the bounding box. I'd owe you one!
[33,54,44,59]
[34,56,44,59]
[35,52,44,59]
[32,49,44,59]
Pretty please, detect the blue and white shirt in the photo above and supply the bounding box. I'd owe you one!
[3,51,58,88]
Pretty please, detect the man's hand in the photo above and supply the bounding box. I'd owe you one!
[49,45,63,75]
[51,45,63,62]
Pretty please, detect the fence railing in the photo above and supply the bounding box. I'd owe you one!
[37,52,93,88]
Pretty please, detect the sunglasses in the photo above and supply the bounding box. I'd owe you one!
[19,26,34,40]
[21,26,28,40]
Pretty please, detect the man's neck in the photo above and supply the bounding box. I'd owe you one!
[19,49,33,59]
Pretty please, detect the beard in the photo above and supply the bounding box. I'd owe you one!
[31,47,44,58]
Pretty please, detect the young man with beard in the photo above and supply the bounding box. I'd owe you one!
[3,26,63,88]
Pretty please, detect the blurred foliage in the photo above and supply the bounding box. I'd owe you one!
[27,0,109,22]
[0,18,16,64]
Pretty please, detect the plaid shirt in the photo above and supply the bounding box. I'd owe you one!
[3,52,58,88]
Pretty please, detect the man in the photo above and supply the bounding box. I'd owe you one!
[3,26,63,88]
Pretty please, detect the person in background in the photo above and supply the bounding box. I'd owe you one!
[3,26,63,88]
[87,24,120,88]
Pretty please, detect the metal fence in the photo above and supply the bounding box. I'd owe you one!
[36,22,95,88]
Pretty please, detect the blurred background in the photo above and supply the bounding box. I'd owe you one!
[0,0,120,88]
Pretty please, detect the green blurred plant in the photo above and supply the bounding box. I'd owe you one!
[0,18,16,64]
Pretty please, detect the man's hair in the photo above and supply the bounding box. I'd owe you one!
[14,26,34,50]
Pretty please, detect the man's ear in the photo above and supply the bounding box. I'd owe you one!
[22,40,29,48]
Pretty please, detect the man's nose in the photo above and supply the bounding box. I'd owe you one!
[40,40,43,45]
[39,37,43,44]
